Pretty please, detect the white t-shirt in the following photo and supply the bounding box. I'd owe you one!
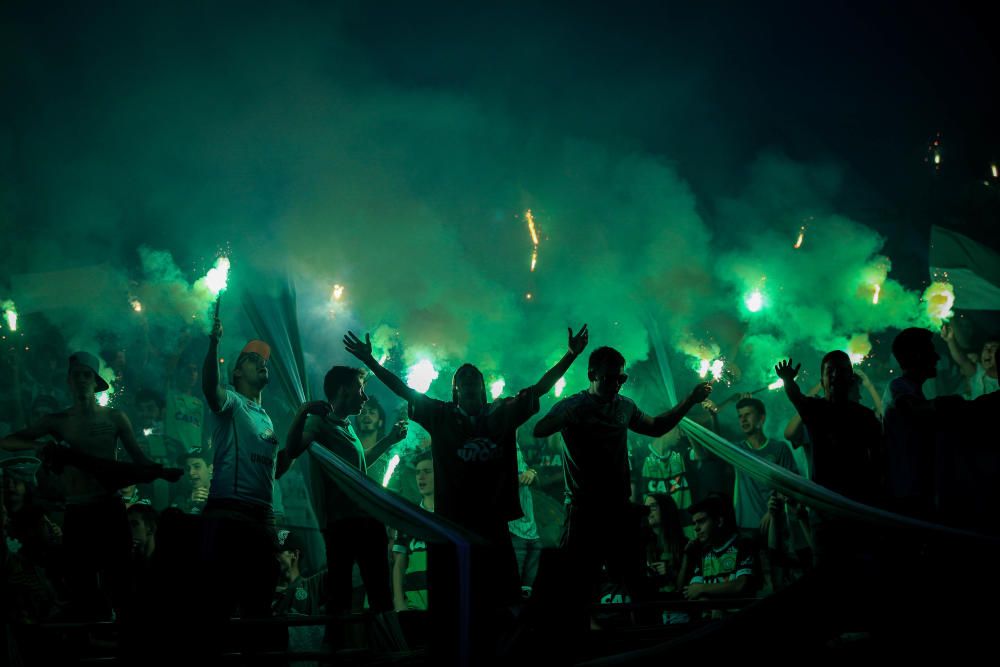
[208,388,279,508]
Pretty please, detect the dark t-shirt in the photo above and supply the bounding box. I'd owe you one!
[273,571,328,615]
[545,391,646,508]
[409,391,538,535]
[797,397,883,503]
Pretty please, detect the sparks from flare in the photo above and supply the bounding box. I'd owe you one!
[382,454,401,488]
[793,226,806,249]
[525,209,540,272]
[490,378,506,400]
[204,256,231,297]
[2,300,17,332]
[406,359,439,394]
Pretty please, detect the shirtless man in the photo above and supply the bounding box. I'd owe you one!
[2,351,178,619]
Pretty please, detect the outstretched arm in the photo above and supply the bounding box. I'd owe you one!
[775,359,807,412]
[344,331,419,404]
[527,325,589,398]
[202,317,228,413]
[941,324,977,378]
[631,382,712,438]
[1,416,56,452]
[366,420,409,465]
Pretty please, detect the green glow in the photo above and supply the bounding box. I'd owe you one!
[490,378,506,399]
[922,281,955,328]
[2,300,16,331]
[406,358,439,394]
[744,290,764,313]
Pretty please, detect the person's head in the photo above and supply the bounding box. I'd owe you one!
[981,336,1000,375]
[452,364,487,413]
[2,475,28,513]
[323,366,368,416]
[175,359,200,393]
[355,396,386,437]
[892,328,939,381]
[232,341,271,395]
[588,346,628,399]
[276,529,306,583]
[688,493,735,547]
[135,389,164,427]
[67,351,109,398]
[127,504,158,551]
[735,398,766,437]
[645,493,686,551]
[413,451,434,499]
[820,350,855,399]
[181,449,213,488]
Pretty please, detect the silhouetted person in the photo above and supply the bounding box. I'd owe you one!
[345,324,589,663]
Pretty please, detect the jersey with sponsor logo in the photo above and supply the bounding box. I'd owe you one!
[392,523,430,611]
[207,388,278,508]
[640,446,691,510]
[164,389,205,457]
[409,391,538,536]
[689,534,756,587]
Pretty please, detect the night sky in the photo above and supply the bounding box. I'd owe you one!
[1,0,998,396]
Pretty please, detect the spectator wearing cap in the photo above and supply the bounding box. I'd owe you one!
[2,350,171,620]
[677,494,757,604]
[273,529,327,616]
[199,313,281,644]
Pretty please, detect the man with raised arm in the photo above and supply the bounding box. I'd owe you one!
[344,324,589,661]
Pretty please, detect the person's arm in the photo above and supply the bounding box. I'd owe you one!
[202,317,228,413]
[114,410,155,466]
[783,383,822,445]
[366,420,408,465]
[684,575,754,600]
[533,404,572,438]
[285,401,331,461]
[676,540,701,592]
[0,416,56,451]
[941,323,977,378]
[344,331,419,404]
[392,550,410,612]
[630,383,713,438]
[526,325,589,399]
[775,360,808,413]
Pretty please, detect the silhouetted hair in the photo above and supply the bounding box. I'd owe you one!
[411,449,433,469]
[735,397,766,417]
[127,504,159,530]
[821,350,852,371]
[323,366,367,402]
[589,346,626,372]
[452,364,487,404]
[892,328,934,370]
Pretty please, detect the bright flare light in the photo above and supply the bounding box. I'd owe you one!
[698,359,711,378]
[993,164,999,179]
[745,290,764,313]
[923,281,955,327]
[872,284,881,304]
[526,209,540,272]
[204,257,231,297]
[130,298,143,313]
[382,454,401,488]
[846,333,872,366]
[97,389,112,407]
[142,428,154,437]
[333,284,345,301]
[768,379,785,390]
[2,300,17,332]
[406,359,439,394]
[793,226,805,249]
[554,377,567,397]
[490,378,506,400]
[709,359,725,382]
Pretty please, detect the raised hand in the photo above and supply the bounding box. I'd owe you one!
[689,382,712,403]
[343,331,374,363]
[774,359,800,382]
[940,322,955,343]
[298,400,332,418]
[209,316,223,342]
[388,420,408,444]
[568,324,590,356]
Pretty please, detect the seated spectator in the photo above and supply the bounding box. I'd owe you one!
[678,494,757,607]
[392,452,434,612]
[643,493,685,594]
[172,447,212,514]
[510,441,542,599]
